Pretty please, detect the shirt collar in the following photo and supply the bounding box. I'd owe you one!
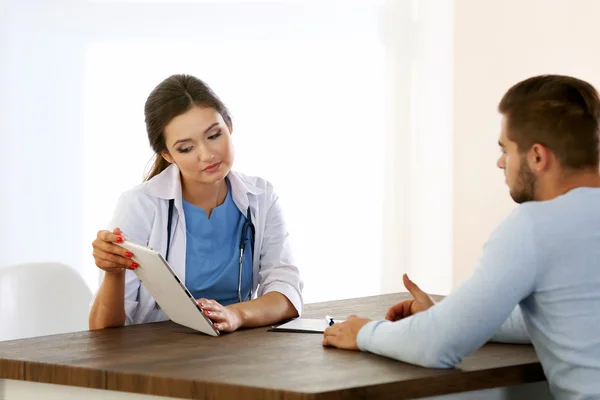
[143,163,264,209]
[143,163,181,200]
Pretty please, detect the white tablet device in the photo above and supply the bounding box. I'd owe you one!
[117,240,219,337]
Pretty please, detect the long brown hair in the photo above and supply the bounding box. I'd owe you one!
[143,74,232,181]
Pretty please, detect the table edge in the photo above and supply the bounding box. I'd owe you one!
[0,358,546,400]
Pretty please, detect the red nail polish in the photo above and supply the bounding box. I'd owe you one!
[131,261,138,268]
[125,251,133,258]
[116,236,123,243]
[199,302,204,307]
[205,311,210,315]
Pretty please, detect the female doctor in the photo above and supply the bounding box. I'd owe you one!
[89,74,303,332]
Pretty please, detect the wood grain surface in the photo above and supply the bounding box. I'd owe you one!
[0,293,545,399]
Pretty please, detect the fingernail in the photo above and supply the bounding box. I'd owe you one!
[205,311,210,315]
[199,302,204,307]
[116,236,123,243]
[131,261,138,268]
[125,251,133,258]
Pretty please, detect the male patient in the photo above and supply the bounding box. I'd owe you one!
[323,75,600,399]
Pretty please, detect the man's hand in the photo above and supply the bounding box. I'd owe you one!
[385,274,436,321]
[322,315,371,350]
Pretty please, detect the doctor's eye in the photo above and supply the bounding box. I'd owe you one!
[208,130,222,140]
[177,146,193,154]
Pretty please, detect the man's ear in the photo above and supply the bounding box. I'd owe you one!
[161,150,174,164]
[529,144,549,172]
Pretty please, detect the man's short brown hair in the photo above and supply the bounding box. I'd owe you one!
[498,75,600,169]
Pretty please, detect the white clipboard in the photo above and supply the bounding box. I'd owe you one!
[269,318,345,334]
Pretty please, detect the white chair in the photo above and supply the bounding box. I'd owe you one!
[0,262,92,341]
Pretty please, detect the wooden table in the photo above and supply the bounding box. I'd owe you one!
[0,293,547,399]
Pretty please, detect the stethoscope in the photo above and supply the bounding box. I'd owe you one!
[165,200,255,304]
[237,207,255,303]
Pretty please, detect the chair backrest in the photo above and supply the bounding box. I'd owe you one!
[0,262,92,341]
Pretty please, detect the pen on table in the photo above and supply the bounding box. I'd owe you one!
[325,315,335,326]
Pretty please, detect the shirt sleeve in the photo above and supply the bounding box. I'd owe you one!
[356,206,538,368]
[91,191,154,326]
[256,186,304,316]
[489,305,531,344]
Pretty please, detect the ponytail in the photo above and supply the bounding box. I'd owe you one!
[144,155,171,182]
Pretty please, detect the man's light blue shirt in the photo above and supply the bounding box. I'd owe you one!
[358,187,600,399]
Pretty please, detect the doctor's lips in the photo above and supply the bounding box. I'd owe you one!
[203,162,222,173]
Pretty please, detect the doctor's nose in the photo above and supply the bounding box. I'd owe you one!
[198,151,215,163]
[194,145,214,162]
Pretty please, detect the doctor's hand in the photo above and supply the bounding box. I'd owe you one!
[92,228,138,274]
[197,298,243,333]
[322,315,371,351]
[385,274,436,322]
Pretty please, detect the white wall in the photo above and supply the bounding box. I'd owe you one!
[452,0,600,286]
[0,0,395,304]
[2,0,456,303]
[0,1,88,284]
[4,0,599,302]
[380,0,454,297]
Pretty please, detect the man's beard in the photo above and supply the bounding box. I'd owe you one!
[510,156,537,204]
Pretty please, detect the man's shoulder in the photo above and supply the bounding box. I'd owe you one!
[484,205,537,249]
[496,189,600,241]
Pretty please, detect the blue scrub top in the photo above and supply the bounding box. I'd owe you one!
[182,179,253,305]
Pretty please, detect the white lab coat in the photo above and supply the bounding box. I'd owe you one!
[93,164,304,325]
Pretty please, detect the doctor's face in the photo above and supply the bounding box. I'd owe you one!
[161,106,234,185]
